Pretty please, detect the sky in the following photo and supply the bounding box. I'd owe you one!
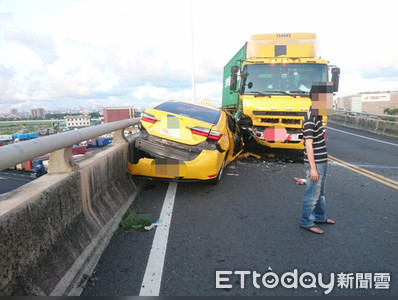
[0,0,397,113]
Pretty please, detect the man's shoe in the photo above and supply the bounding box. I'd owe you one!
[315,218,335,225]
[302,225,324,234]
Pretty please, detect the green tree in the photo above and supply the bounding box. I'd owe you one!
[89,112,100,118]
[384,108,398,115]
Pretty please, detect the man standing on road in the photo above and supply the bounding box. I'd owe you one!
[300,82,335,234]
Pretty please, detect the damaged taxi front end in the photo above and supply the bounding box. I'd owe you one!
[127,101,242,182]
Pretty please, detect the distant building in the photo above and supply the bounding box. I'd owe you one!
[336,91,398,114]
[31,108,46,118]
[10,108,18,115]
[0,135,13,142]
[103,106,134,123]
[64,115,91,129]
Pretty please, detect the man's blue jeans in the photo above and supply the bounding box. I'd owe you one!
[300,162,328,228]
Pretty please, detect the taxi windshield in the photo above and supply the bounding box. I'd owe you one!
[154,102,221,125]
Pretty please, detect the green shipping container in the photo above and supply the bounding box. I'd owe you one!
[222,43,247,109]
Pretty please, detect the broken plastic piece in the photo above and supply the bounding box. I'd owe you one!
[249,153,261,159]
[238,152,262,159]
[238,152,250,159]
[144,219,162,231]
[294,177,306,185]
[153,219,162,226]
[144,224,155,231]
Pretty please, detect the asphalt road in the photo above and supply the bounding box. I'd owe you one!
[82,125,398,296]
[0,170,33,195]
[0,146,104,195]
[327,122,398,181]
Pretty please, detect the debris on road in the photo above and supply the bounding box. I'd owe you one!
[238,152,262,159]
[144,219,162,231]
[294,177,306,185]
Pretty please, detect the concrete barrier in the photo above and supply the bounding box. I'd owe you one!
[377,119,398,137]
[328,114,398,138]
[0,138,140,295]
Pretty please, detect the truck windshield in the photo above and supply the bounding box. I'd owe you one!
[240,64,328,95]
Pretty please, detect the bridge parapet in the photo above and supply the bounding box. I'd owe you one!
[0,118,140,173]
[0,119,141,295]
[329,110,398,137]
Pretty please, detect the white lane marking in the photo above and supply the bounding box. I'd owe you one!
[327,126,398,147]
[0,176,31,182]
[139,182,178,296]
[0,177,6,180]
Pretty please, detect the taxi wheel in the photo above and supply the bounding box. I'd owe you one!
[210,157,226,185]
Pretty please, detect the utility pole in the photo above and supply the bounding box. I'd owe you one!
[190,0,196,104]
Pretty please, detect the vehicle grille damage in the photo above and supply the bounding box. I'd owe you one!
[134,129,219,162]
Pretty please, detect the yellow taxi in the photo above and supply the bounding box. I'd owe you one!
[127,101,243,184]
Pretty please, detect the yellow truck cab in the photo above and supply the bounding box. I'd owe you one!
[222,33,340,149]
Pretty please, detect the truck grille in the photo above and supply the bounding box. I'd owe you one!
[282,119,301,125]
[254,110,305,127]
[253,111,307,117]
[261,118,279,124]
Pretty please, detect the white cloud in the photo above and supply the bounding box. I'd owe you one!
[1,13,59,67]
[0,0,397,113]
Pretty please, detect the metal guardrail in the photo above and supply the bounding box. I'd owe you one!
[333,109,398,120]
[0,118,141,172]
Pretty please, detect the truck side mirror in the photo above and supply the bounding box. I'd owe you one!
[230,74,238,91]
[231,66,239,74]
[331,67,340,92]
[230,65,239,90]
